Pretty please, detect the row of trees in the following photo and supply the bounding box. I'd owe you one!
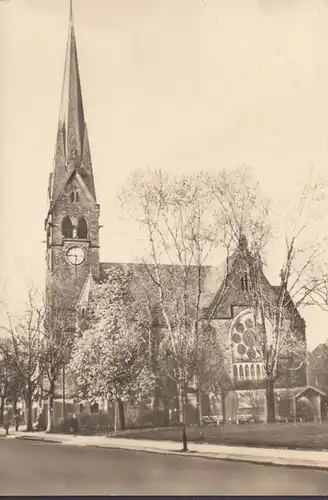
[0,286,76,432]
[1,166,327,429]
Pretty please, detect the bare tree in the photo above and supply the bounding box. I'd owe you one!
[234,172,328,422]
[197,326,234,427]
[119,167,269,424]
[41,284,78,433]
[0,338,23,421]
[1,288,45,432]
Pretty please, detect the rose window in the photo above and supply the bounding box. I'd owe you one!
[231,313,261,362]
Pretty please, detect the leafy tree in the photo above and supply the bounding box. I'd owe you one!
[69,267,155,431]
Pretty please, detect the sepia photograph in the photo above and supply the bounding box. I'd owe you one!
[1,0,328,496]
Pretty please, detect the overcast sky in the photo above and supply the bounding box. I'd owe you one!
[1,0,328,349]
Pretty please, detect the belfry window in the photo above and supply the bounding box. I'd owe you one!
[77,217,88,239]
[70,191,79,202]
[62,216,73,239]
[241,272,249,292]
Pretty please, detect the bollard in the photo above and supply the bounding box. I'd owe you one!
[182,424,188,452]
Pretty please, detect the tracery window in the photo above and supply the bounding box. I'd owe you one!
[230,310,271,381]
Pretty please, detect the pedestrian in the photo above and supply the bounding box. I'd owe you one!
[71,413,79,437]
[15,410,20,432]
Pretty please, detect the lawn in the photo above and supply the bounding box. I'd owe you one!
[111,421,328,451]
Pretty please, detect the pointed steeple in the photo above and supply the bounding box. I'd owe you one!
[59,0,85,164]
[49,1,96,205]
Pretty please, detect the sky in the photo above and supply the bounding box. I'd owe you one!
[1,0,328,349]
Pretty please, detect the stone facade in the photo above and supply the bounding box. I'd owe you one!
[45,6,100,315]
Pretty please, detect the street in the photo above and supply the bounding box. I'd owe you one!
[0,439,328,495]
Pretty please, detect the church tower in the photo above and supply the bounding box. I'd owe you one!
[45,1,100,315]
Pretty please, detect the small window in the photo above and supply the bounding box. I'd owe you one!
[62,216,73,239]
[76,192,80,202]
[70,192,75,202]
[241,273,249,292]
[77,217,88,239]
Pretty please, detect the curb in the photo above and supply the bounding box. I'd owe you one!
[82,444,328,471]
[15,436,63,444]
[12,434,328,471]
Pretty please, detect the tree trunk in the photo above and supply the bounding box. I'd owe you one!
[118,400,125,430]
[114,401,118,435]
[183,385,188,426]
[46,382,55,433]
[0,396,5,424]
[177,384,184,424]
[265,378,276,423]
[221,391,226,424]
[26,386,34,432]
[198,387,204,438]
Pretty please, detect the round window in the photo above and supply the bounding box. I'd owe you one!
[235,322,244,334]
[232,333,242,344]
[243,330,255,347]
[237,344,246,355]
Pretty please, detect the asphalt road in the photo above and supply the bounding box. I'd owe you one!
[0,438,328,496]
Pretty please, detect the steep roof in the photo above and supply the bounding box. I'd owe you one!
[47,0,97,219]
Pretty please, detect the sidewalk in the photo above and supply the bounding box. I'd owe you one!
[4,429,328,470]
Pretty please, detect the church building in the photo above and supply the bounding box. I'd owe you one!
[44,2,323,425]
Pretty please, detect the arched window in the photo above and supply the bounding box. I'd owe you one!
[70,192,75,202]
[76,192,80,202]
[256,365,261,380]
[245,365,250,380]
[62,216,73,239]
[77,217,88,239]
[251,364,255,379]
[239,365,244,380]
[233,365,238,380]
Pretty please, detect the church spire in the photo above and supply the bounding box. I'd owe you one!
[49,0,96,204]
[59,0,85,164]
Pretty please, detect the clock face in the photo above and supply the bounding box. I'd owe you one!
[66,246,85,266]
